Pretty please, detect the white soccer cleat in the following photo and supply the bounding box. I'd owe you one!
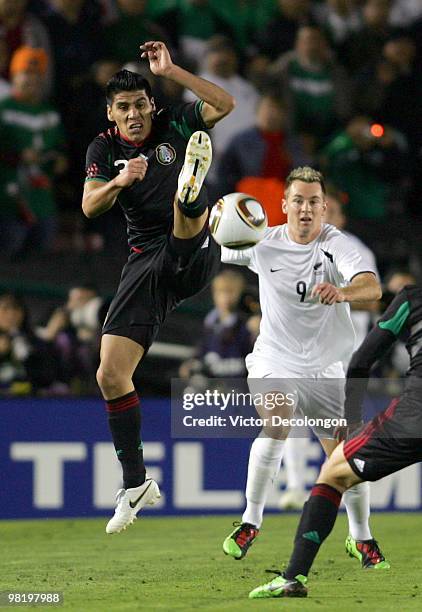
[278,489,308,511]
[106,478,161,534]
[178,130,212,205]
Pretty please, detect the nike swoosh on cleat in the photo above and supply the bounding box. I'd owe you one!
[129,480,153,509]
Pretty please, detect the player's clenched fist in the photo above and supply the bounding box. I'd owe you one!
[115,157,148,188]
[311,282,345,305]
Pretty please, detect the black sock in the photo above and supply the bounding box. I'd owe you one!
[284,483,342,579]
[177,195,208,218]
[168,220,208,267]
[106,391,146,489]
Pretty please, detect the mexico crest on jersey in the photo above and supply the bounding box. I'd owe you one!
[156,143,176,165]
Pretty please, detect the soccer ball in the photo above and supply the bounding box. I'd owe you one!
[209,193,268,250]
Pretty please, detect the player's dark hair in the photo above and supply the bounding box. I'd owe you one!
[106,70,152,104]
[285,167,326,195]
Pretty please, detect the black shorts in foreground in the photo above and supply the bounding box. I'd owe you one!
[102,226,220,351]
[344,377,422,481]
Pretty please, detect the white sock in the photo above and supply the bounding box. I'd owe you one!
[343,481,372,541]
[242,436,286,528]
[284,436,307,491]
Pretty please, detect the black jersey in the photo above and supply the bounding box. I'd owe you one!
[345,285,422,421]
[85,100,208,251]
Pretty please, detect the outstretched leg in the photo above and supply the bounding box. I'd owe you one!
[283,442,358,581]
[173,130,212,240]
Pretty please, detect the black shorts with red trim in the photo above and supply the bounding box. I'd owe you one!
[102,224,220,352]
[344,377,422,482]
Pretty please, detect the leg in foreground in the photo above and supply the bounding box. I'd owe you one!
[249,441,360,598]
[97,334,160,534]
[320,438,390,570]
[174,130,212,234]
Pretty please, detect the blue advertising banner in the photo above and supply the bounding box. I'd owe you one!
[0,398,420,519]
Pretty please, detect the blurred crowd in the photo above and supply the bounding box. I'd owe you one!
[0,284,108,395]
[0,0,421,395]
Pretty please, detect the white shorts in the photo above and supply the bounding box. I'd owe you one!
[246,354,345,439]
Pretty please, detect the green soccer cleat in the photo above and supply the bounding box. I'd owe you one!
[223,522,259,560]
[345,535,391,569]
[249,571,308,599]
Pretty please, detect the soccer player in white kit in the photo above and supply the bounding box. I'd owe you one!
[278,188,381,511]
[222,167,389,569]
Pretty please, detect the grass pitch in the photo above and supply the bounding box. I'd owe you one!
[0,514,421,611]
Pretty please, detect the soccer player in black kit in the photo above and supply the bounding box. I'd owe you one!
[82,41,234,533]
[248,284,422,598]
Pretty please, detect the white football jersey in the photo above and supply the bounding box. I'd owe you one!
[221,223,377,373]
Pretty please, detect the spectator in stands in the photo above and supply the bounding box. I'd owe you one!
[385,268,417,295]
[37,0,104,99]
[37,284,106,392]
[75,58,122,146]
[0,330,30,394]
[354,33,420,154]
[320,115,408,220]
[0,292,57,393]
[204,0,273,57]
[184,36,258,187]
[389,0,422,27]
[158,0,235,68]
[0,0,52,91]
[0,293,31,394]
[179,270,253,384]
[345,0,395,72]
[71,57,122,204]
[0,47,67,259]
[104,0,168,65]
[314,0,362,59]
[267,25,352,154]
[36,0,104,190]
[254,0,315,62]
[0,35,11,101]
[324,186,380,346]
[217,93,309,225]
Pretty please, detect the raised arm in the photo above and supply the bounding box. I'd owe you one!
[140,41,235,127]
